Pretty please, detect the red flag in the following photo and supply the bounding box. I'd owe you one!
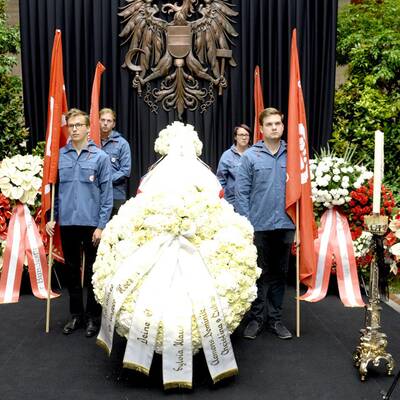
[89,62,106,147]
[40,29,68,262]
[253,65,265,143]
[285,29,317,287]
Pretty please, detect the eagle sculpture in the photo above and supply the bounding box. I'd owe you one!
[119,0,238,118]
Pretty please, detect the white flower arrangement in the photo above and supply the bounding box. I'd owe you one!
[353,231,373,258]
[389,217,400,258]
[0,154,43,205]
[154,121,203,157]
[93,188,260,354]
[310,149,373,209]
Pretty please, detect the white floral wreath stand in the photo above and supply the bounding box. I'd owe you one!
[93,122,260,389]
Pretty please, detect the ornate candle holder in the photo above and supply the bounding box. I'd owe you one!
[353,214,395,381]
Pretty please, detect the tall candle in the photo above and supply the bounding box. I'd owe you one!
[372,130,384,214]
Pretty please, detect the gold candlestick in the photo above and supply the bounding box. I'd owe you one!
[353,214,395,381]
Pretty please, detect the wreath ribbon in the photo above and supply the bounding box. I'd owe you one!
[0,203,59,303]
[301,207,364,307]
[97,233,237,389]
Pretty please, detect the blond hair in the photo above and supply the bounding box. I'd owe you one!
[258,107,284,126]
[66,108,90,126]
[99,108,116,121]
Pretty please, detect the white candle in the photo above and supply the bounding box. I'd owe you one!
[372,130,384,214]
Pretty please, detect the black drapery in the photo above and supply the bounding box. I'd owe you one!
[19,0,337,193]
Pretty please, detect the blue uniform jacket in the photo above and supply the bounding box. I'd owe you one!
[56,140,113,229]
[216,145,242,206]
[101,131,131,200]
[235,140,295,232]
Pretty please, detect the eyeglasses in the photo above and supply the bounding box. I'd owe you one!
[68,123,86,129]
[237,134,250,137]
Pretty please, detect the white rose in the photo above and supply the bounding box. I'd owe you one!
[10,186,24,200]
[0,176,10,185]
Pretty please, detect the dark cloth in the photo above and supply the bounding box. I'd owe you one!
[111,199,125,218]
[250,229,294,325]
[60,225,101,318]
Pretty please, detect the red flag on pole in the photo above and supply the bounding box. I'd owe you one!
[40,29,68,262]
[253,65,265,144]
[89,62,106,147]
[285,29,317,287]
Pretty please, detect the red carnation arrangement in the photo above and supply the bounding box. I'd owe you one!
[347,179,395,241]
[0,193,12,240]
[344,179,397,274]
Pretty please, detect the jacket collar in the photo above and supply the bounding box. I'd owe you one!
[62,139,98,154]
[253,139,286,156]
[101,130,121,144]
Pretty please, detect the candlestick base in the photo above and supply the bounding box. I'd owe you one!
[353,305,395,381]
[353,215,395,381]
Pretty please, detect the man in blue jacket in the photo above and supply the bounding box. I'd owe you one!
[99,108,131,216]
[236,107,294,340]
[46,109,113,337]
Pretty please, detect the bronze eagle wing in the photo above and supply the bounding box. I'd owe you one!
[119,0,168,80]
[190,0,238,80]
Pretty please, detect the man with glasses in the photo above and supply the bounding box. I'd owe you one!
[217,124,251,209]
[46,109,113,337]
[99,108,131,216]
[236,107,295,341]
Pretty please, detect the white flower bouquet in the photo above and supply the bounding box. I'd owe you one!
[310,148,373,210]
[154,121,203,157]
[93,188,260,354]
[389,215,400,259]
[353,231,373,259]
[0,154,43,205]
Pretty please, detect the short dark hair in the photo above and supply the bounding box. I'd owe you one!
[258,107,284,126]
[233,124,251,137]
[233,124,251,145]
[66,108,90,126]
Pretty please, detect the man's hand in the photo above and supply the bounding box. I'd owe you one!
[92,228,103,247]
[46,221,56,237]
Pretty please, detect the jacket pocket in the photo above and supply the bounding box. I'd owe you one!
[79,163,97,184]
[59,161,74,182]
[254,166,272,184]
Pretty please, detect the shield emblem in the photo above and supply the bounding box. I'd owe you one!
[167,26,192,58]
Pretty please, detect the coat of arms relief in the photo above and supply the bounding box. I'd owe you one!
[119,0,239,119]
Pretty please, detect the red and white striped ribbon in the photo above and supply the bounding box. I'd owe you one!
[0,203,59,304]
[301,208,364,307]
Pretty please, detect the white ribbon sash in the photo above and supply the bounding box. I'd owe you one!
[301,208,364,307]
[97,234,238,387]
[178,237,238,383]
[123,239,178,374]
[97,235,170,355]
[162,269,193,389]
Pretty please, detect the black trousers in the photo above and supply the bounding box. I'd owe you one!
[111,199,125,218]
[60,225,101,319]
[250,229,295,325]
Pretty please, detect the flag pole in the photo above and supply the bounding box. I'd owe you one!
[296,200,300,338]
[45,184,56,333]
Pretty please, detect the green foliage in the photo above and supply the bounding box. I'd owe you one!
[0,0,29,159]
[331,0,400,193]
[32,141,45,158]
